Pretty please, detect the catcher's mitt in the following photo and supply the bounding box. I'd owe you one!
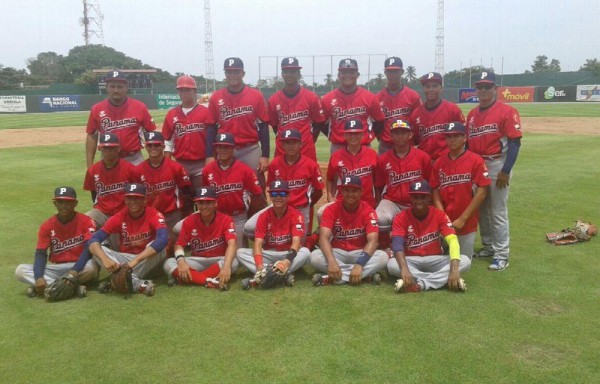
[259,262,290,289]
[573,220,598,241]
[110,263,133,294]
[44,272,79,301]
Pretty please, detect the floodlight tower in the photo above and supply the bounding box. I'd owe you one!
[204,0,216,92]
[81,0,104,45]
[435,0,444,74]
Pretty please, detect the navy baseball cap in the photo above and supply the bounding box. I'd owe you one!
[443,122,466,135]
[339,58,358,70]
[421,72,443,85]
[53,186,77,201]
[144,131,164,144]
[279,129,302,141]
[214,132,236,146]
[269,180,290,192]
[384,57,403,69]
[390,119,411,131]
[409,180,431,195]
[281,57,302,69]
[339,175,362,190]
[194,186,217,201]
[105,70,128,83]
[344,119,364,133]
[224,57,244,70]
[474,71,496,85]
[98,132,120,147]
[124,183,147,197]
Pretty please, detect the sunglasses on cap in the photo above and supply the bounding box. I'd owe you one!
[475,84,494,90]
[269,191,288,198]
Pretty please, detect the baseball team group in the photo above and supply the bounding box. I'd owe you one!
[15,55,522,298]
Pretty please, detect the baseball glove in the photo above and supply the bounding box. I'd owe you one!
[44,272,79,301]
[546,220,598,245]
[259,262,289,289]
[110,263,133,294]
[572,220,598,241]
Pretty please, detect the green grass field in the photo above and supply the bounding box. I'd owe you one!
[1,105,600,383]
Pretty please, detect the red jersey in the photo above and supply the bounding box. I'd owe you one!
[162,104,209,161]
[255,206,305,251]
[202,160,262,216]
[267,155,324,208]
[327,147,378,207]
[321,87,385,145]
[409,100,465,160]
[135,158,191,214]
[86,98,156,155]
[36,213,96,263]
[206,86,270,146]
[374,147,432,207]
[103,206,167,254]
[321,200,379,251]
[377,86,422,145]
[430,150,491,234]
[176,212,236,257]
[466,101,523,157]
[83,159,136,216]
[392,206,455,257]
[268,87,325,161]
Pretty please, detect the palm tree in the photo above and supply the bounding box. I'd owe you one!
[405,66,417,82]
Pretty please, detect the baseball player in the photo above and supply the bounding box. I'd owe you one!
[238,180,311,283]
[205,57,271,185]
[430,122,491,259]
[86,69,156,168]
[388,180,471,292]
[202,132,266,247]
[409,72,465,162]
[374,119,432,233]
[15,187,97,297]
[244,129,324,238]
[162,75,209,190]
[321,58,385,154]
[376,57,422,155]
[268,57,326,162]
[310,176,388,286]
[71,183,168,296]
[466,71,522,270]
[163,187,238,290]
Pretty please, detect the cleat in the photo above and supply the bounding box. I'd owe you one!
[241,278,258,290]
[394,279,421,293]
[139,280,156,296]
[488,259,509,271]
[384,248,394,259]
[97,280,110,293]
[26,286,37,298]
[473,248,494,258]
[205,277,228,291]
[458,278,467,292]
[367,273,382,285]
[284,274,295,287]
[167,276,178,287]
[77,285,87,298]
[311,273,331,286]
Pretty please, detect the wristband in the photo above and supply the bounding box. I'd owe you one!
[254,254,263,266]
[285,249,297,262]
[356,251,370,267]
[175,250,185,261]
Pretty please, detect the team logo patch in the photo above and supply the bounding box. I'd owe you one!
[228,228,235,234]
[296,224,303,231]
[122,223,127,230]
[408,225,414,233]
[218,99,224,106]
[331,99,337,106]
[158,218,166,224]
[191,229,198,236]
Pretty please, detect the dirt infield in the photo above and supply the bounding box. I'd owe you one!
[0,117,598,149]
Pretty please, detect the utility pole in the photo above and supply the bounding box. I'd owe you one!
[435,0,444,75]
[81,0,104,45]
[205,0,215,93]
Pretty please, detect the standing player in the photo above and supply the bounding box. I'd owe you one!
[15,187,97,297]
[86,70,156,168]
[202,132,266,246]
[310,176,388,286]
[244,129,324,237]
[430,122,490,259]
[376,57,422,155]
[237,181,311,285]
[389,180,471,293]
[163,187,237,291]
[268,57,326,162]
[409,72,465,162]
[162,75,209,190]
[321,58,385,154]
[466,72,522,270]
[205,57,270,182]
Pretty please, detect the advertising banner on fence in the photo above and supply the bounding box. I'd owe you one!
[458,88,478,103]
[496,87,534,103]
[0,95,27,113]
[535,86,576,102]
[156,94,180,109]
[576,85,600,102]
[39,95,81,112]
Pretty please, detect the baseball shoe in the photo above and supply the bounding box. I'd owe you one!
[366,273,382,285]
[473,248,494,258]
[311,273,331,286]
[488,259,509,271]
[97,280,110,294]
[205,277,228,291]
[241,278,257,290]
[26,286,37,298]
[77,285,87,298]
[167,276,178,287]
[284,274,295,287]
[394,279,422,293]
[139,280,156,296]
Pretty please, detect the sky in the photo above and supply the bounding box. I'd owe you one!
[1,0,598,84]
